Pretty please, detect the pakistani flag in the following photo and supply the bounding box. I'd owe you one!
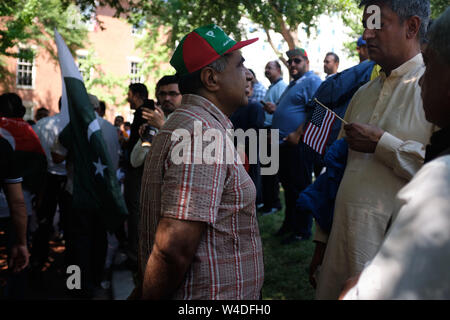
[54,30,127,232]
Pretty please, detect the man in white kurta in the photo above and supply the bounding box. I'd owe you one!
[314,1,435,299]
[343,8,450,298]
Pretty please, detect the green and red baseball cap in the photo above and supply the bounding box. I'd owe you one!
[170,24,258,76]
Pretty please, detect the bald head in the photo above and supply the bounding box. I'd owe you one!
[265,60,282,83]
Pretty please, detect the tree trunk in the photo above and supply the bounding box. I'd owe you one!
[263,28,287,66]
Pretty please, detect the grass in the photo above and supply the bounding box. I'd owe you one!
[258,191,316,300]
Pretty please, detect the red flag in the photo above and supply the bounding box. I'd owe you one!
[0,117,47,193]
[0,117,44,154]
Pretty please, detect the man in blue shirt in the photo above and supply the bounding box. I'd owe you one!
[263,61,288,127]
[264,48,322,243]
[259,60,287,215]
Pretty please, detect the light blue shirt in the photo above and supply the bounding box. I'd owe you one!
[271,71,322,143]
[263,78,288,127]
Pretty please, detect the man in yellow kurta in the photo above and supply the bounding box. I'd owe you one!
[314,0,435,299]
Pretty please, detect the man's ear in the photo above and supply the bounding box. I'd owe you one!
[200,67,220,92]
[406,16,421,40]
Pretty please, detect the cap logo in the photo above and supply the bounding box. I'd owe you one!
[170,24,258,75]
[223,38,232,47]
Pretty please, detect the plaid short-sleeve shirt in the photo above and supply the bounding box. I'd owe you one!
[139,94,264,300]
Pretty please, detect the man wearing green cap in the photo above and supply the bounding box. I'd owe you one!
[137,24,264,300]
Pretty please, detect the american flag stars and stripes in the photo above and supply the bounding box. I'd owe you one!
[302,101,337,155]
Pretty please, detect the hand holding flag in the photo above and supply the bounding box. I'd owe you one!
[302,99,344,155]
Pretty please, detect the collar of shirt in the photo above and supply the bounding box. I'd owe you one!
[425,126,450,163]
[379,53,423,81]
[269,77,283,89]
[290,71,314,86]
[181,94,234,131]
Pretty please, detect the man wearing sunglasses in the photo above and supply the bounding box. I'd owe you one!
[263,48,322,244]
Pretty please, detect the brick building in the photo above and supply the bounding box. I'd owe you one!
[1,6,169,123]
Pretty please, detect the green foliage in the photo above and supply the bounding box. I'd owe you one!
[77,49,128,107]
[134,24,173,94]
[126,0,360,54]
[430,0,448,18]
[0,0,87,60]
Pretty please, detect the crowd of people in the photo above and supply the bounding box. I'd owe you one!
[0,0,449,300]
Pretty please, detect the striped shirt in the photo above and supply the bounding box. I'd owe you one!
[139,94,264,300]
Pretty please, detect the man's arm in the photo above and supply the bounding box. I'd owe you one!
[261,101,277,114]
[344,123,430,181]
[343,123,384,153]
[142,217,206,300]
[283,123,305,145]
[4,182,29,273]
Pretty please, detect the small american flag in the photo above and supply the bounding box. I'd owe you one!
[302,102,336,155]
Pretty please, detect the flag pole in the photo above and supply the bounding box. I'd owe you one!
[314,98,348,125]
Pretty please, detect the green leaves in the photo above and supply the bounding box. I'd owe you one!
[77,49,128,107]
[0,0,88,60]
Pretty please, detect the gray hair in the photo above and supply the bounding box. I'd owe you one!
[208,54,230,73]
[178,54,230,95]
[427,7,450,67]
[359,0,431,42]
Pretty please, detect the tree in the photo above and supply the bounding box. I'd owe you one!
[430,0,448,18]
[133,0,360,64]
[0,0,87,59]
[0,0,88,87]
[77,48,128,108]
[66,0,448,71]
[133,24,172,91]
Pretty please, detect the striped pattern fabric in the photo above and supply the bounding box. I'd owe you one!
[139,94,264,300]
[302,103,336,155]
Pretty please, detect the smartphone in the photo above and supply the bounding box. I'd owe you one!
[142,99,155,111]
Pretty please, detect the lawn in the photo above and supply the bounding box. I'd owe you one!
[258,192,316,300]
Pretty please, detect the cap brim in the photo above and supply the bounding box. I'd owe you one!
[225,38,258,55]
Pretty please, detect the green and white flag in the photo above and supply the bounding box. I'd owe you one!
[54,29,127,232]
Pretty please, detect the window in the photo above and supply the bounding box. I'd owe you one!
[16,50,34,88]
[130,61,142,84]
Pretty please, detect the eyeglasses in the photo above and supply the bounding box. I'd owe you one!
[158,91,181,97]
[287,58,302,65]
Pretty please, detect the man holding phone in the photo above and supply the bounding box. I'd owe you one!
[130,76,183,168]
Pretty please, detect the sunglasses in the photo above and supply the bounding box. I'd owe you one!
[287,58,302,65]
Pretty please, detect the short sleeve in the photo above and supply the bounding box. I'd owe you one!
[0,137,22,185]
[51,135,68,157]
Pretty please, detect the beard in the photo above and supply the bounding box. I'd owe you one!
[162,102,176,114]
